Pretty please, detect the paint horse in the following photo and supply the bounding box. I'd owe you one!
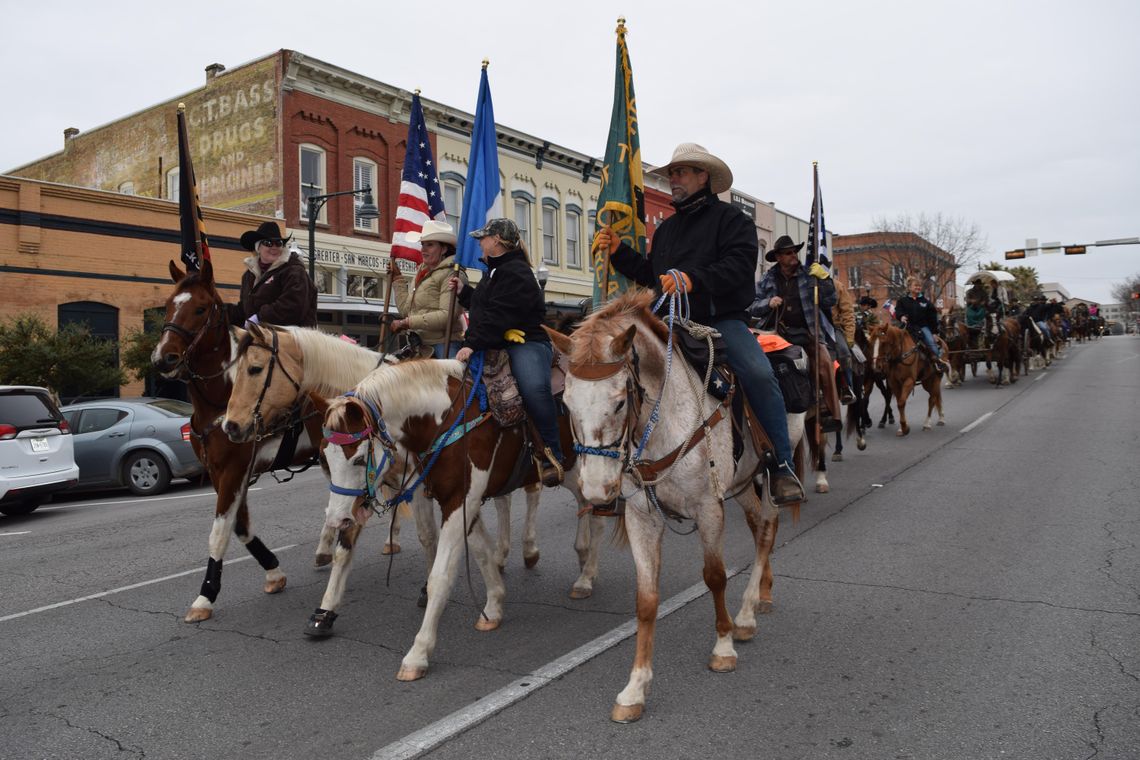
[220,325,605,638]
[152,260,331,622]
[869,323,946,436]
[549,289,805,723]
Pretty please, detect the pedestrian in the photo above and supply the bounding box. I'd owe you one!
[229,221,317,327]
[594,142,805,505]
[451,218,564,487]
[389,220,465,358]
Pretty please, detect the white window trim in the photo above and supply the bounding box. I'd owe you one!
[300,144,327,224]
[165,167,180,202]
[565,210,581,269]
[542,206,559,266]
[353,157,378,233]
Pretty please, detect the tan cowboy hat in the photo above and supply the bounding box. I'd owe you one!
[406,219,457,247]
[649,142,734,195]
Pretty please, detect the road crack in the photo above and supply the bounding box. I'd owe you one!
[29,708,146,758]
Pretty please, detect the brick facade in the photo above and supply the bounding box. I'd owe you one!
[833,231,958,309]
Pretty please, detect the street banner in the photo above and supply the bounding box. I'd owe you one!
[176,104,210,272]
[455,62,501,272]
[391,93,447,264]
[592,18,646,307]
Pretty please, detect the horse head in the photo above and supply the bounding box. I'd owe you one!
[869,322,901,374]
[153,259,228,378]
[314,393,391,532]
[222,323,307,442]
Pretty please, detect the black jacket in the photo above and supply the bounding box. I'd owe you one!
[895,294,938,332]
[610,188,758,324]
[458,248,549,350]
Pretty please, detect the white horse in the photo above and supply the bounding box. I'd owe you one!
[548,289,806,723]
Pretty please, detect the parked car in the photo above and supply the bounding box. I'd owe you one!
[59,398,205,496]
[0,385,79,516]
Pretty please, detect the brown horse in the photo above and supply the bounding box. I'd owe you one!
[152,260,328,622]
[940,312,1021,388]
[869,323,946,436]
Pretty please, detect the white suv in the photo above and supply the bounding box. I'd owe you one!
[0,386,80,516]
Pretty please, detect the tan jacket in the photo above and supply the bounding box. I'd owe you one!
[393,254,464,347]
[832,284,856,347]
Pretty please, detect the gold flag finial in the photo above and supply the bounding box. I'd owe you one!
[617,16,626,33]
[812,160,818,166]
[177,102,186,112]
[415,88,421,95]
[482,58,489,69]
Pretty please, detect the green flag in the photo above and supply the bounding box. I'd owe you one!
[592,18,646,307]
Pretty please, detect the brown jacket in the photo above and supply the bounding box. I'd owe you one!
[228,252,318,327]
[393,254,464,348]
[832,284,856,347]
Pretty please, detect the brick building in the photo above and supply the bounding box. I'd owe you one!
[832,231,958,309]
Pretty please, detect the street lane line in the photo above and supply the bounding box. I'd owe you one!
[38,486,265,512]
[0,544,296,624]
[960,411,993,434]
[1034,371,1049,382]
[370,564,743,760]
[0,531,31,537]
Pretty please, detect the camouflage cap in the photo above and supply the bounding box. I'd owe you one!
[469,217,521,245]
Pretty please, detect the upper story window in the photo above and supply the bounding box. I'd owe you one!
[890,263,906,286]
[542,204,559,266]
[353,157,378,233]
[513,197,532,251]
[565,207,581,269]
[848,266,863,288]
[118,181,135,195]
[300,145,326,223]
[442,175,463,232]
[165,167,180,202]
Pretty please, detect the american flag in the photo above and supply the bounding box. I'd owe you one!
[390,93,445,264]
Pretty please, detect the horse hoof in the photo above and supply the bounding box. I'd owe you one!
[877,421,886,429]
[184,607,212,623]
[304,608,338,638]
[396,665,428,682]
[923,424,932,431]
[708,655,737,673]
[524,551,540,569]
[937,420,946,426]
[381,542,401,555]
[732,625,756,642]
[611,703,644,724]
[756,599,774,614]
[569,586,592,600]
[263,576,287,594]
[815,483,830,494]
[313,553,332,568]
[856,440,867,451]
[474,617,501,632]
[831,452,843,462]
[417,585,428,609]
[896,429,906,437]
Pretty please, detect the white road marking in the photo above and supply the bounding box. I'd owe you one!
[369,565,743,760]
[38,487,265,512]
[959,411,993,434]
[0,544,296,624]
[1034,371,1049,382]
[0,531,31,537]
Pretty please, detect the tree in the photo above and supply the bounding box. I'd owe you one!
[981,262,1041,306]
[868,212,990,301]
[1110,271,1140,325]
[0,314,126,401]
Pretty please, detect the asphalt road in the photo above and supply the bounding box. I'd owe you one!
[2,337,1137,760]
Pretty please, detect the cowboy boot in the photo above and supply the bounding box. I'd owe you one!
[770,461,805,505]
[837,369,856,405]
[538,446,564,487]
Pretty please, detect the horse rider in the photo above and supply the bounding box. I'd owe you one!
[751,235,845,434]
[228,221,318,328]
[856,295,880,329]
[388,220,466,358]
[1026,294,1055,347]
[451,218,565,487]
[964,280,989,347]
[823,260,858,405]
[593,142,805,505]
[895,275,950,374]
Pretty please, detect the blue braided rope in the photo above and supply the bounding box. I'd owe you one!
[573,442,621,459]
[636,279,681,461]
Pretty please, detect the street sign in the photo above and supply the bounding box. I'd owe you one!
[1004,249,1026,260]
[1064,246,1086,255]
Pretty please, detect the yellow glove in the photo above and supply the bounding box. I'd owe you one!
[808,262,831,280]
[659,271,693,295]
[592,226,620,255]
[503,328,526,344]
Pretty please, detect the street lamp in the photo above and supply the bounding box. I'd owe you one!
[304,185,380,281]
[536,261,550,293]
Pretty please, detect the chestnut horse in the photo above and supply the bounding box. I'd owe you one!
[549,289,806,723]
[869,323,946,436]
[152,260,330,622]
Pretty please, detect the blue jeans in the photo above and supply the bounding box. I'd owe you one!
[432,341,461,359]
[714,319,793,466]
[920,326,941,358]
[506,341,563,462]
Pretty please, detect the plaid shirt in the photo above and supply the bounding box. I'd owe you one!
[751,265,837,344]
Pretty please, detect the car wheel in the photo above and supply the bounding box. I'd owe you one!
[0,498,42,517]
[123,451,171,496]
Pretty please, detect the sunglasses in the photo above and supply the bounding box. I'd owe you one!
[261,239,286,248]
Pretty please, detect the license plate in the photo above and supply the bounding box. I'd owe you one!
[30,437,49,453]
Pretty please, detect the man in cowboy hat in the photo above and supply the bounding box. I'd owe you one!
[752,235,845,431]
[228,221,317,328]
[389,220,466,358]
[593,142,805,505]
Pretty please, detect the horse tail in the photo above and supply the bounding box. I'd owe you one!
[845,402,859,439]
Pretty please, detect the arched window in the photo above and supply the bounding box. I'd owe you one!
[58,301,120,399]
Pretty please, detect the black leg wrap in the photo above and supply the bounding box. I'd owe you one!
[200,557,222,603]
[244,536,279,570]
[304,607,338,638]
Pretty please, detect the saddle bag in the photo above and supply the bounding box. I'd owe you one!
[767,344,812,414]
[674,325,732,401]
[482,349,527,428]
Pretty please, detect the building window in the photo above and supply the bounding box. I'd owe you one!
[118,181,135,195]
[346,274,380,299]
[300,145,326,223]
[565,209,581,269]
[315,268,336,296]
[542,206,559,266]
[166,168,180,202]
[514,199,532,250]
[890,263,906,286]
[848,266,863,288]
[443,181,462,231]
[353,158,378,233]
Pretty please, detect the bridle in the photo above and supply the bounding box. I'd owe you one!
[322,392,398,510]
[160,299,229,381]
[242,328,306,441]
[567,346,646,467]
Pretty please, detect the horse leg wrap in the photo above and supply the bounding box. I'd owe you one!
[200,558,222,603]
[244,536,279,571]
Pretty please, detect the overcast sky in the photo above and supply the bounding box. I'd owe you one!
[4,0,1138,302]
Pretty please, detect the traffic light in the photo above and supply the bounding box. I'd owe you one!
[1064,246,1086,255]
[1132,292,1139,300]
[1004,249,1026,260]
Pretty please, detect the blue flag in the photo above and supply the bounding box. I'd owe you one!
[456,64,501,271]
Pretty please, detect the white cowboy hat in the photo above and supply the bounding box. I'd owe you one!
[406,219,457,247]
[649,142,734,195]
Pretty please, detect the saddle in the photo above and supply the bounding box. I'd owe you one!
[481,349,526,428]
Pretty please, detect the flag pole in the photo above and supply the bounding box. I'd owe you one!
[443,261,460,357]
[811,161,822,448]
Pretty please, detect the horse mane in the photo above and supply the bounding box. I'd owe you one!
[285,327,397,397]
[352,359,466,417]
[569,288,669,364]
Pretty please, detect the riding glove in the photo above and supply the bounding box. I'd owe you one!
[808,262,831,280]
[659,271,693,295]
[503,328,526,344]
[592,226,620,255]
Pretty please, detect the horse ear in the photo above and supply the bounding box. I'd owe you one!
[200,258,214,284]
[308,392,330,416]
[543,325,573,354]
[169,260,186,283]
[247,322,265,343]
[611,324,638,357]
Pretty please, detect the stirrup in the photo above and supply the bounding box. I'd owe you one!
[538,446,564,486]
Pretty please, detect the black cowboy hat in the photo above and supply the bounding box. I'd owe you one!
[765,234,804,262]
[858,295,878,308]
[240,221,290,251]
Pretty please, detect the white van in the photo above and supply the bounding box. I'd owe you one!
[0,386,80,516]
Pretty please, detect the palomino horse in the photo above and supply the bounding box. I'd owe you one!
[869,323,946,436]
[152,260,331,622]
[221,325,604,637]
[549,289,806,724]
